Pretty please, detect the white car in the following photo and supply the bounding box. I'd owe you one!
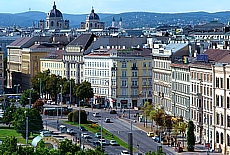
[81,133,91,139]
[98,139,107,145]
[110,140,118,146]
[121,150,130,155]
[93,112,100,117]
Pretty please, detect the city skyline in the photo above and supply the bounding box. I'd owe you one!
[2,0,230,14]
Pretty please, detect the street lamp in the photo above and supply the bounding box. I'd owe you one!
[69,80,72,107]
[101,108,103,149]
[60,85,63,118]
[25,111,28,144]
[28,88,33,108]
[38,78,42,99]
[204,116,210,155]
[78,99,82,149]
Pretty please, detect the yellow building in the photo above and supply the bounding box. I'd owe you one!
[40,50,65,77]
[7,36,67,90]
[116,50,152,108]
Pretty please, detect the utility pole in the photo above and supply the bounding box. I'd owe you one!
[60,85,63,118]
[101,108,103,149]
[29,88,32,108]
[70,80,72,107]
[79,99,81,149]
[38,78,42,99]
[128,121,133,155]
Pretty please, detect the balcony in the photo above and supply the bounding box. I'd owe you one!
[131,66,138,70]
[111,67,117,71]
[120,85,128,88]
[131,85,138,88]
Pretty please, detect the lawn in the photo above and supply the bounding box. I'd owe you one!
[65,121,133,150]
[0,126,37,144]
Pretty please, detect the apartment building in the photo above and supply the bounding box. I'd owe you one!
[83,48,152,108]
[190,59,213,146]
[0,51,4,92]
[171,61,190,121]
[40,50,65,77]
[152,41,190,114]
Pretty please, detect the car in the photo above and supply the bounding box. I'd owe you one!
[104,118,111,123]
[79,126,87,131]
[93,112,100,117]
[67,128,75,135]
[98,139,106,145]
[93,141,101,147]
[161,139,168,145]
[152,135,160,142]
[110,140,118,146]
[120,150,130,155]
[81,133,91,139]
[146,132,154,137]
[109,110,117,114]
[95,132,102,138]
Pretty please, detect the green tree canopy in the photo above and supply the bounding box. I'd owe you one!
[12,108,43,138]
[187,120,195,151]
[20,89,39,107]
[3,104,16,128]
[76,81,94,101]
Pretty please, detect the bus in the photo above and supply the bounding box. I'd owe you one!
[43,107,72,116]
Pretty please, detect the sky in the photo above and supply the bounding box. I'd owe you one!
[1,0,230,14]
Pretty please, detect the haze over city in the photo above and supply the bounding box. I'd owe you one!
[2,0,230,14]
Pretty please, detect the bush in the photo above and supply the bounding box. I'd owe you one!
[68,112,73,122]
[72,110,87,124]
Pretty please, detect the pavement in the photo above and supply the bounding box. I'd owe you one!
[119,113,223,155]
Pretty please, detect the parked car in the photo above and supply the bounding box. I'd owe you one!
[93,141,101,147]
[104,118,111,123]
[98,139,106,146]
[67,128,75,135]
[121,150,130,155]
[110,140,118,146]
[161,139,168,145]
[79,126,87,131]
[95,132,102,138]
[93,112,100,117]
[146,132,154,137]
[152,135,160,142]
[109,110,117,114]
[81,133,91,139]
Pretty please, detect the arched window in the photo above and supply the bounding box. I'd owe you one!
[46,21,49,27]
[95,23,97,28]
[86,23,89,28]
[216,131,219,143]
[51,21,54,27]
[57,22,59,27]
[221,132,224,144]
[90,23,92,28]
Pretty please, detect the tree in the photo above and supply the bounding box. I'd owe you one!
[72,110,88,124]
[12,108,43,138]
[187,120,195,151]
[76,81,94,101]
[142,101,154,128]
[68,112,73,122]
[59,139,80,155]
[32,99,44,113]
[20,89,39,107]
[2,104,16,128]
[0,136,18,154]
[178,122,187,147]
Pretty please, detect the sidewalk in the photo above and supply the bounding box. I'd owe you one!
[119,116,223,155]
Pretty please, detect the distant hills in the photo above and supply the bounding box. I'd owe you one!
[1,11,230,28]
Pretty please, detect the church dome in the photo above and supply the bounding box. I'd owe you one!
[86,7,99,20]
[47,2,63,18]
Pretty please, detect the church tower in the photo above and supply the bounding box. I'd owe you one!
[119,17,122,29]
[112,17,115,27]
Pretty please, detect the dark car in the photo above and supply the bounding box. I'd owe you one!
[80,126,87,131]
[109,110,117,114]
[93,141,101,147]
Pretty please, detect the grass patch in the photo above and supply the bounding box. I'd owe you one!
[0,126,36,144]
[65,121,133,150]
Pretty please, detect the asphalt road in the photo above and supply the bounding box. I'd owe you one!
[42,115,125,155]
[88,109,173,155]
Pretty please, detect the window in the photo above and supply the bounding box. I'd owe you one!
[216,131,219,143]
[121,80,127,86]
[221,132,224,144]
[122,70,126,77]
[221,114,224,126]
[216,95,219,107]
[220,78,223,88]
[143,62,146,68]
[221,96,223,107]
[217,114,219,125]
[216,77,219,88]
[132,71,138,77]
[228,115,230,127]
[228,97,230,109]
[132,62,137,67]
[122,62,126,68]
[227,78,230,89]
[228,134,230,146]
[132,80,138,86]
